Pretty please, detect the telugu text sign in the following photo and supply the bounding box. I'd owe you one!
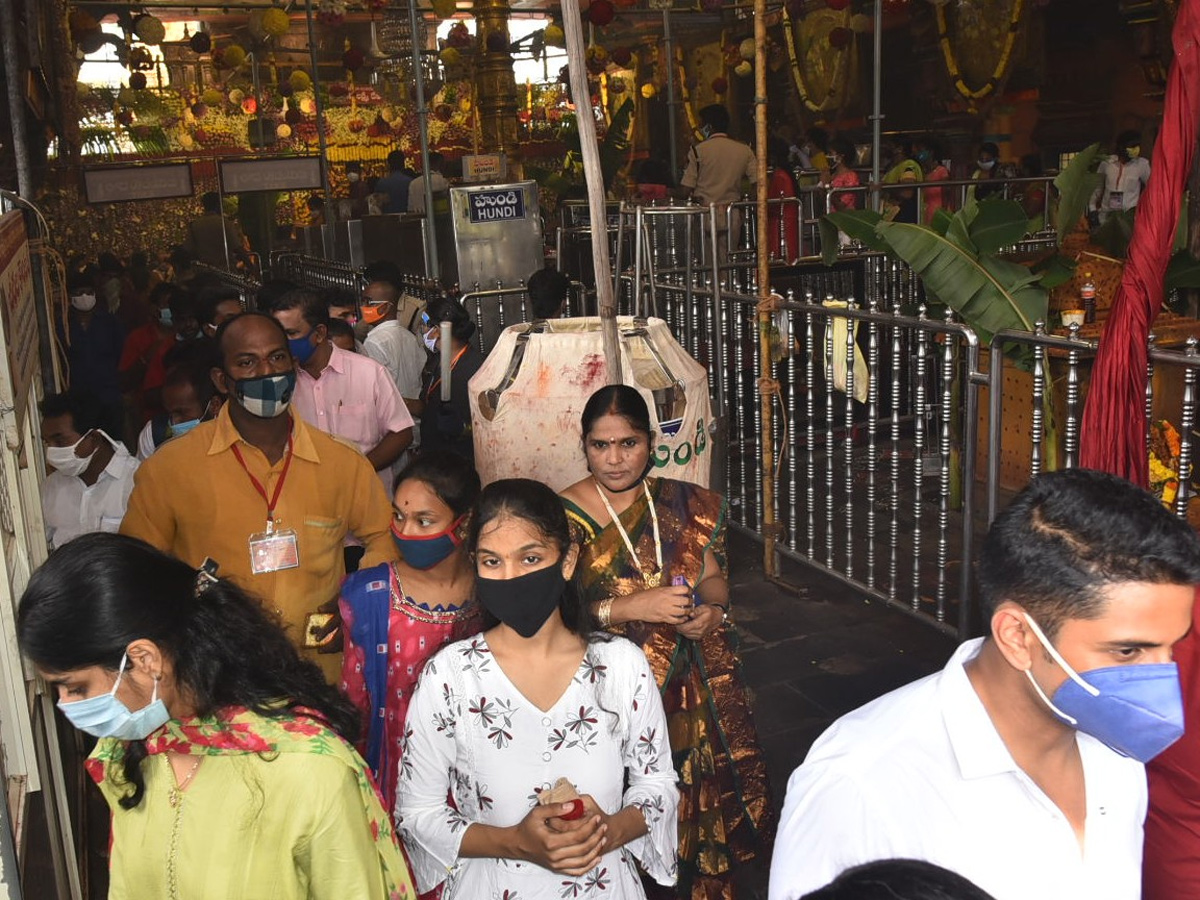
[467,188,527,224]
[84,163,194,204]
[220,157,323,193]
[0,212,37,441]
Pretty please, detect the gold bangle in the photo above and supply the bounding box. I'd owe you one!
[597,598,614,629]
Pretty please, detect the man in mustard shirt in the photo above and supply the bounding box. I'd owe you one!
[121,313,397,680]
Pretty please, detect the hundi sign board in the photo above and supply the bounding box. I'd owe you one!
[466,188,526,224]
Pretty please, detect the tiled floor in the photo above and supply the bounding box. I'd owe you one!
[727,530,959,897]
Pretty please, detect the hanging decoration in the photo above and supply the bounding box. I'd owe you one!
[133,14,166,46]
[782,5,856,113]
[189,30,212,53]
[935,0,1025,109]
[262,8,291,37]
[587,0,615,27]
[432,0,458,18]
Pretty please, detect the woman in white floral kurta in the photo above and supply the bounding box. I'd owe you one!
[397,478,679,900]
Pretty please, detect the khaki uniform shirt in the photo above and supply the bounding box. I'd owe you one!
[681,134,758,206]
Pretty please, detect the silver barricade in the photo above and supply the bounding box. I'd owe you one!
[459,279,589,356]
[191,262,261,309]
[271,253,363,305]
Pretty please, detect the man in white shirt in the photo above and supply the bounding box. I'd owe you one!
[1092,129,1152,221]
[261,287,413,498]
[359,274,427,416]
[407,152,449,215]
[39,389,139,549]
[770,468,1200,900]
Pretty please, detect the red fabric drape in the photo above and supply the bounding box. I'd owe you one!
[1079,0,1200,483]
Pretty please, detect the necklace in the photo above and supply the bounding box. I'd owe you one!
[165,753,203,808]
[164,753,203,900]
[594,478,663,587]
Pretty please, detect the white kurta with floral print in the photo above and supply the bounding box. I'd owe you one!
[397,633,679,899]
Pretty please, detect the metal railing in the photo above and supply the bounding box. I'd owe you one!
[271,253,362,305]
[191,263,262,308]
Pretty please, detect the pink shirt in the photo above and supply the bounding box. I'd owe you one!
[293,345,414,494]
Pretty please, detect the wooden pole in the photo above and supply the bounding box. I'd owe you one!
[754,0,778,577]
[561,0,622,381]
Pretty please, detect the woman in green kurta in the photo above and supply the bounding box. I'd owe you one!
[17,533,414,900]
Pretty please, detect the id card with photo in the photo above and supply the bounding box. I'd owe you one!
[249,528,300,574]
[1108,190,1124,210]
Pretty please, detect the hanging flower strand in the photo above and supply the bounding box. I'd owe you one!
[936,0,1025,103]
[782,7,851,113]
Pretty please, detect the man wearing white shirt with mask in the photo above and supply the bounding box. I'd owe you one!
[39,388,139,550]
[770,468,1200,900]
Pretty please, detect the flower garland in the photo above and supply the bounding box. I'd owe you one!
[936,0,1024,103]
[1149,419,1182,508]
[782,7,851,114]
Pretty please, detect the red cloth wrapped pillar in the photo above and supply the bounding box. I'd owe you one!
[1079,0,1200,483]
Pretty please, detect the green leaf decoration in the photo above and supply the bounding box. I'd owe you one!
[968,198,1031,255]
[819,210,886,265]
[875,220,1048,342]
[944,199,979,255]
[1165,249,1200,292]
[930,208,954,236]
[1092,207,1136,258]
[1052,142,1105,246]
[1029,253,1078,290]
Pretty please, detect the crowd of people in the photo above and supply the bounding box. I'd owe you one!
[28,148,1200,899]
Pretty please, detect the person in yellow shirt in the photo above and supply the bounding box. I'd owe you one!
[120,313,398,681]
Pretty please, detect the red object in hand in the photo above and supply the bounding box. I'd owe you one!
[559,799,586,820]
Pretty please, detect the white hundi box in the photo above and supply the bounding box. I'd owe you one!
[468,316,714,491]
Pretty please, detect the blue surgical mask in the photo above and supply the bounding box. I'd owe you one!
[168,417,201,438]
[232,370,295,419]
[57,653,171,741]
[288,332,318,365]
[160,308,174,326]
[391,515,464,569]
[1023,613,1185,763]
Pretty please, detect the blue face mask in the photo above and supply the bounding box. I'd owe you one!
[57,653,171,741]
[168,417,201,438]
[423,329,439,353]
[391,515,464,569]
[232,370,295,419]
[1023,614,1185,763]
[288,332,318,365]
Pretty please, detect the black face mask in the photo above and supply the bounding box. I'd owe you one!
[476,563,566,638]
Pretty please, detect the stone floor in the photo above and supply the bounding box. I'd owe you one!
[727,529,959,898]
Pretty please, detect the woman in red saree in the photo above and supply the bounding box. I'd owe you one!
[560,385,774,900]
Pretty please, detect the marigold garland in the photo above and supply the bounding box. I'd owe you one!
[782,7,851,114]
[936,0,1024,103]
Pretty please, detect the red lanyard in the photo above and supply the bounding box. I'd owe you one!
[426,345,469,402]
[231,433,294,525]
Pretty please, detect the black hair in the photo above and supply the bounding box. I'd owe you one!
[162,334,217,373]
[1117,130,1142,151]
[977,468,1200,639]
[427,151,445,171]
[168,288,198,320]
[17,533,359,809]
[806,127,829,152]
[39,388,105,436]
[580,384,653,439]
[426,296,476,344]
[387,150,406,171]
[699,103,730,134]
[979,141,1000,159]
[397,452,481,516]
[325,317,356,345]
[162,357,218,410]
[467,478,597,637]
[200,191,221,214]
[527,268,571,319]
[830,136,856,164]
[195,286,243,328]
[212,311,288,368]
[636,157,673,187]
[149,281,186,311]
[800,859,998,900]
[259,286,329,331]
[98,251,124,275]
[256,279,300,311]
[364,260,404,294]
[919,137,943,160]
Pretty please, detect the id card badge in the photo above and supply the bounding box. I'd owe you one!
[1108,190,1124,210]
[249,526,300,574]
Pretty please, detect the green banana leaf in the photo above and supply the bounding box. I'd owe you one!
[968,199,1031,255]
[1166,249,1200,292]
[930,208,954,236]
[876,220,1049,341]
[1052,143,1104,246]
[819,209,886,265]
[944,199,978,255]
[1030,253,1077,290]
